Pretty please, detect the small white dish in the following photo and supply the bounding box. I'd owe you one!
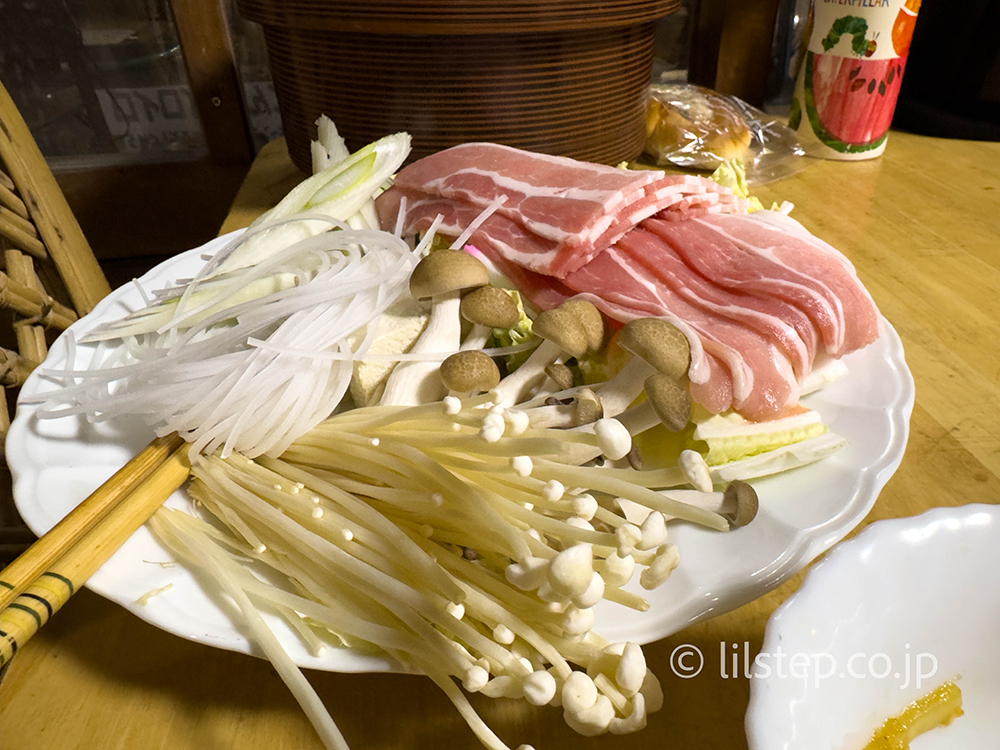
[746,503,1000,749]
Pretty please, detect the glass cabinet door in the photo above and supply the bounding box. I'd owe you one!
[1,0,210,168]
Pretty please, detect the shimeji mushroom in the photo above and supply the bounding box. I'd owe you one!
[439,350,501,397]
[522,366,579,412]
[559,298,606,353]
[523,386,604,430]
[608,372,693,442]
[725,479,759,528]
[460,286,520,350]
[543,362,575,392]
[557,374,691,468]
[596,317,691,417]
[573,388,604,426]
[379,250,488,405]
[654,480,759,528]
[643,373,692,432]
[494,298,605,407]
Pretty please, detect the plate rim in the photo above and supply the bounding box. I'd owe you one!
[8,230,914,672]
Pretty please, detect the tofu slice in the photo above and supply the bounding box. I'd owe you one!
[350,295,428,406]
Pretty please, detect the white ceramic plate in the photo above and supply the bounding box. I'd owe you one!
[746,504,1000,749]
[7,232,914,672]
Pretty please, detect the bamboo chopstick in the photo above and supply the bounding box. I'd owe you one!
[0,442,191,667]
[0,432,185,610]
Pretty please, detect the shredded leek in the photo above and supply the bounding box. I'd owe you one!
[34,223,422,458]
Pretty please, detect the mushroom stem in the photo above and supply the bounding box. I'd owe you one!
[379,292,461,405]
[461,325,492,351]
[523,402,576,429]
[595,357,656,417]
[656,489,731,515]
[493,299,602,407]
[518,383,601,411]
[654,482,758,528]
[380,249,489,406]
[613,401,661,437]
[494,338,564,406]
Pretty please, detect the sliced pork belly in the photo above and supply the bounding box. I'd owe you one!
[646,213,880,358]
[742,210,882,351]
[562,245,799,421]
[689,354,735,416]
[616,227,817,380]
[376,144,879,422]
[644,216,845,357]
[380,142,747,278]
[389,142,664,246]
[376,190,566,273]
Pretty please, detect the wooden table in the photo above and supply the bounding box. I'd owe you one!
[4,133,1000,750]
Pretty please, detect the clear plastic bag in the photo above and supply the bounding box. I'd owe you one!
[644,82,811,185]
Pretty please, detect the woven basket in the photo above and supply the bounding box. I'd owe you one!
[236,0,680,171]
[1,81,112,563]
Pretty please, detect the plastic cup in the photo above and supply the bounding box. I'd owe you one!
[789,0,922,160]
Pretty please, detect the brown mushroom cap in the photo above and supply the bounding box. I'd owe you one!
[409,250,489,300]
[557,299,606,353]
[643,373,692,432]
[618,318,691,381]
[439,350,501,393]
[460,286,520,328]
[573,387,604,426]
[531,305,591,360]
[723,480,759,528]
[544,362,575,391]
[625,445,644,471]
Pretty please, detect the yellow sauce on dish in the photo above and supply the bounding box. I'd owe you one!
[862,681,963,749]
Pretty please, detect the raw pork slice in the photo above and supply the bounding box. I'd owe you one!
[562,245,800,421]
[643,214,880,358]
[460,236,727,403]
[616,228,818,379]
[388,142,665,247]
[377,143,879,421]
[377,142,748,278]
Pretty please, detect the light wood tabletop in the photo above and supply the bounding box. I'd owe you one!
[3,132,999,750]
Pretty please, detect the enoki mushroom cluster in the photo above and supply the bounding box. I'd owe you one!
[154,389,750,749]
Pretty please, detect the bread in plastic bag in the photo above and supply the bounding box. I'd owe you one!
[644,82,810,184]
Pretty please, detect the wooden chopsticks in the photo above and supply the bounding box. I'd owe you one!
[0,433,191,667]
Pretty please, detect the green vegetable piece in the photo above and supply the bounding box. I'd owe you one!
[709,158,750,199]
[488,290,535,370]
[306,152,378,208]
